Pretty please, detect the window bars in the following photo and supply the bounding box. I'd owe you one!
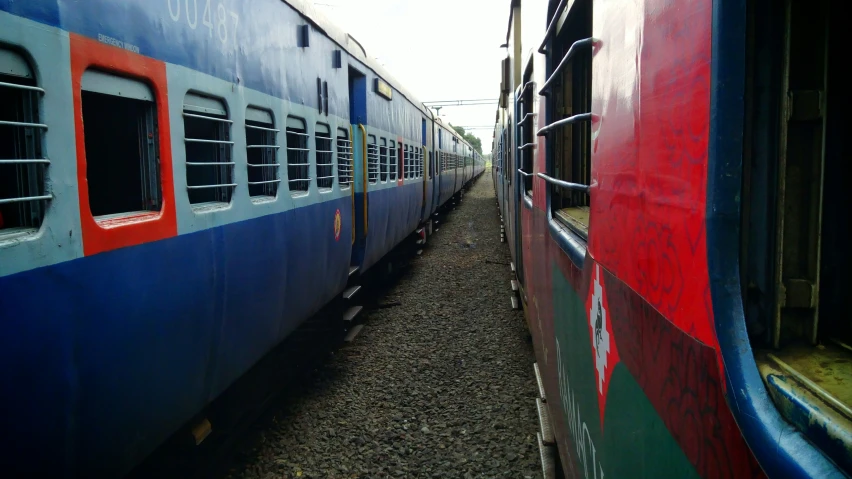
[316,123,334,191]
[183,94,235,205]
[286,117,310,193]
[380,138,388,182]
[367,135,379,184]
[337,127,353,188]
[245,107,280,198]
[388,140,398,181]
[403,145,410,179]
[0,66,49,233]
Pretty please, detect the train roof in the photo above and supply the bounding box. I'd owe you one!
[282,1,476,152]
[282,0,430,116]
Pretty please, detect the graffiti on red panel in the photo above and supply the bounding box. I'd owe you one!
[588,0,715,346]
[605,271,765,479]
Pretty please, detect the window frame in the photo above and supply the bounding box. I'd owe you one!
[183,91,236,207]
[69,34,177,257]
[337,126,353,189]
[0,48,49,239]
[367,134,379,185]
[285,115,311,195]
[245,106,281,200]
[379,137,388,183]
[388,139,397,181]
[543,0,593,242]
[315,122,334,192]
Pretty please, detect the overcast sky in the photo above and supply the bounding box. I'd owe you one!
[312,0,508,149]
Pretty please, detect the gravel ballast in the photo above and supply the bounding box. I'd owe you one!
[234,172,542,479]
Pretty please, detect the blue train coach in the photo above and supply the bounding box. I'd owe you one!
[0,0,484,476]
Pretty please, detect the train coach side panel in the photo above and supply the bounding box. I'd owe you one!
[519,0,767,478]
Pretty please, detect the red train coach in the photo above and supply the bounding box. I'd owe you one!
[494,0,849,477]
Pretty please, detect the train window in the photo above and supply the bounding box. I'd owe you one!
[388,140,397,181]
[183,92,235,206]
[245,106,280,199]
[367,134,378,185]
[337,127,353,188]
[544,0,592,238]
[286,116,310,194]
[403,144,410,179]
[0,48,49,237]
[80,70,161,217]
[520,63,535,198]
[418,147,423,178]
[412,145,418,178]
[316,123,334,191]
[739,0,852,468]
[379,138,388,182]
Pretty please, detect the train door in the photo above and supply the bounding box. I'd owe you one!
[738,0,852,471]
[348,67,368,268]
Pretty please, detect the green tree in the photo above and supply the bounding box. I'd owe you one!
[450,125,483,155]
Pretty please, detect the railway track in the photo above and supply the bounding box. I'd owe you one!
[128,172,540,479]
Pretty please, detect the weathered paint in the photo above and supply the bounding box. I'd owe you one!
[494,0,850,477]
[0,1,485,477]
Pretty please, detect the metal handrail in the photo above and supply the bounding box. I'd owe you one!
[536,113,592,136]
[518,143,536,150]
[538,0,569,54]
[519,113,536,125]
[518,169,534,177]
[537,172,589,193]
[539,37,595,95]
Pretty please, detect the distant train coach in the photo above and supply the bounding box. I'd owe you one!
[494,0,849,477]
[0,0,482,476]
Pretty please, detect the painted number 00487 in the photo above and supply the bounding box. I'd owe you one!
[167,0,239,49]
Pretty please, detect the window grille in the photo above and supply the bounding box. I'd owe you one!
[388,140,397,181]
[380,138,388,182]
[403,145,410,179]
[367,134,379,184]
[417,147,423,178]
[245,106,280,198]
[286,116,310,194]
[541,0,593,237]
[183,92,234,206]
[518,77,536,198]
[316,123,334,191]
[0,49,49,235]
[337,127,353,188]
